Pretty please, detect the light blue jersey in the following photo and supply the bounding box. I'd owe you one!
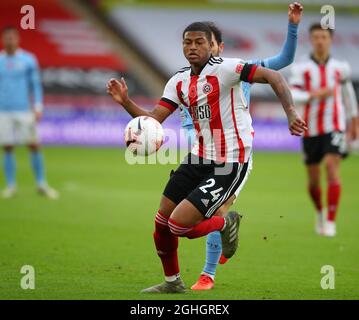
[181,23,298,143]
[0,49,43,112]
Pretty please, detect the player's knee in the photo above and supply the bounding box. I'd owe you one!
[215,196,234,216]
[308,172,320,187]
[158,196,176,218]
[215,205,227,217]
[309,180,320,189]
[157,206,172,218]
[4,145,14,152]
[168,217,192,237]
[325,164,340,184]
[327,173,340,185]
[28,144,40,152]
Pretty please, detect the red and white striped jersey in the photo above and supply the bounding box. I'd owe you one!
[289,54,351,137]
[158,56,257,163]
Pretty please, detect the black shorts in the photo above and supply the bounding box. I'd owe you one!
[302,131,347,165]
[163,153,249,218]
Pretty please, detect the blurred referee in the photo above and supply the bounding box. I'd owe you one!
[0,26,58,199]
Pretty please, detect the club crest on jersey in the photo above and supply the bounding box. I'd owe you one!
[202,83,213,95]
[235,64,243,74]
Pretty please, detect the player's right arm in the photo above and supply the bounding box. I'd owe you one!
[28,54,44,122]
[244,64,307,136]
[107,77,173,124]
[341,62,359,140]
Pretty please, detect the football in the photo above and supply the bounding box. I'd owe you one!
[124,116,164,156]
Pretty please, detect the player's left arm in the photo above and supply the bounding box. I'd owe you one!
[29,55,44,121]
[258,2,303,71]
[341,63,359,140]
[241,64,307,136]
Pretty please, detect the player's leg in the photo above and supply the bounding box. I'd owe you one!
[143,158,248,293]
[144,208,235,294]
[191,194,238,289]
[28,143,45,187]
[16,112,58,199]
[192,156,252,290]
[306,163,323,207]
[141,194,186,293]
[195,154,254,289]
[170,161,249,257]
[142,158,199,293]
[306,164,325,234]
[0,113,17,198]
[169,199,225,237]
[168,197,241,263]
[323,153,341,236]
[155,196,179,282]
[321,131,346,236]
[27,143,58,199]
[2,145,17,198]
[302,136,325,234]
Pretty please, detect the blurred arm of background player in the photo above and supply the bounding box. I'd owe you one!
[255,2,303,70]
[29,55,44,122]
[250,66,307,136]
[342,77,359,140]
[107,77,171,123]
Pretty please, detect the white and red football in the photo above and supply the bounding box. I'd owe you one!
[124,116,164,156]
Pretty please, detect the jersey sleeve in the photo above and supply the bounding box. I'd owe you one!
[289,63,310,104]
[288,63,304,88]
[221,59,258,85]
[340,62,358,118]
[340,61,351,83]
[28,54,43,111]
[158,75,180,112]
[261,22,298,71]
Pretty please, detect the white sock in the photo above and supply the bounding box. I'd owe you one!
[165,274,180,282]
[201,272,215,281]
[221,218,227,231]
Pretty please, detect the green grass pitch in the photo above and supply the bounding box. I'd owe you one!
[0,147,358,300]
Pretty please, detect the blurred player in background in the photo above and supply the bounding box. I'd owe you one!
[0,26,58,199]
[108,22,307,293]
[188,2,303,291]
[290,24,358,237]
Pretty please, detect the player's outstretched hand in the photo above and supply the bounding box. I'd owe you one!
[288,2,303,25]
[107,77,129,106]
[309,87,334,101]
[348,117,359,141]
[34,111,42,122]
[288,109,308,136]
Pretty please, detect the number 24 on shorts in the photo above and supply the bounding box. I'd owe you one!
[199,178,223,202]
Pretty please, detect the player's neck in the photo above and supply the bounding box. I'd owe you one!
[5,47,18,56]
[312,51,330,65]
[190,56,211,76]
[191,65,203,75]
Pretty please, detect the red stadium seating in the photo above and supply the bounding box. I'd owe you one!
[0,0,126,70]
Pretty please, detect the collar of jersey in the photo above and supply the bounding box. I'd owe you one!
[3,48,22,57]
[310,53,330,65]
[190,55,213,76]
